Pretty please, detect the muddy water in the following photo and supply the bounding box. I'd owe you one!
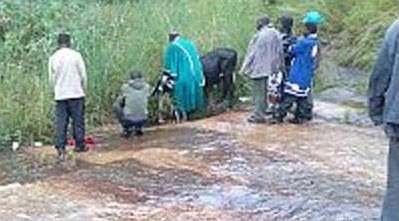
[0,111,387,221]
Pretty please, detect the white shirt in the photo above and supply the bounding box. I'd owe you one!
[49,47,87,100]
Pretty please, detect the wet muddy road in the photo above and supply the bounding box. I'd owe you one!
[0,111,388,220]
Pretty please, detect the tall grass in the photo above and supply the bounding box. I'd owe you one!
[0,0,395,147]
[0,0,271,146]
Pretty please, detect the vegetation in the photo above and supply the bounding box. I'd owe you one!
[0,0,396,148]
[0,0,269,147]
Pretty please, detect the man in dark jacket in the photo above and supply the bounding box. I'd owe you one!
[368,19,399,221]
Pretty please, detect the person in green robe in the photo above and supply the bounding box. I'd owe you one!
[162,32,205,120]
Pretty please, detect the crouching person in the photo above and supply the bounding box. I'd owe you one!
[114,70,149,137]
[272,23,319,124]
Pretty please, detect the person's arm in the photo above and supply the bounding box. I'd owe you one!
[77,53,87,89]
[145,83,151,98]
[368,40,394,125]
[163,44,179,79]
[276,34,285,72]
[290,39,306,55]
[116,84,127,108]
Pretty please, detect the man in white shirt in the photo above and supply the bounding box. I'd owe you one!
[49,33,87,159]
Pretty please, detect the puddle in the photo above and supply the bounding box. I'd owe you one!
[195,184,265,210]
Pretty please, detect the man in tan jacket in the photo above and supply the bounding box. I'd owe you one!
[240,16,284,123]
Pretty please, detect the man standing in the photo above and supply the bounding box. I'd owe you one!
[240,16,284,123]
[49,33,87,159]
[368,20,399,221]
[163,32,205,121]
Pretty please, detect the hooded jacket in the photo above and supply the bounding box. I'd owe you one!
[116,78,149,122]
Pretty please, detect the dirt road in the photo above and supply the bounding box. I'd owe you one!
[0,111,388,221]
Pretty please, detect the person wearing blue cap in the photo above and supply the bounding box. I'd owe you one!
[271,22,319,124]
[301,11,323,121]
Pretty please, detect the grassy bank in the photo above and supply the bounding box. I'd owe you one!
[0,0,270,146]
[0,0,395,147]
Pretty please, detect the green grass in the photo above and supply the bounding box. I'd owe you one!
[0,0,395,148]
[0,0,271,147]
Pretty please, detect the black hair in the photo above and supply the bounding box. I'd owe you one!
[169,31,180,42]
[305,23,318,34]
[256,16,270,30]
[130,69,143,79]
[58,33,71,47]
[280,15,294,34]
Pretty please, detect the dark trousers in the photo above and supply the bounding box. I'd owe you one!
[55,98,85,149]
[276,93,310,120]
[114,105,146,132]
[382,137,399,221]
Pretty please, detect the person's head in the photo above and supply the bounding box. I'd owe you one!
[280,15,294,34]
[57,33,71,48]
[256,16,271,30]
[130,69,143,80]
[303,22,318,36]
[169,31,180,42]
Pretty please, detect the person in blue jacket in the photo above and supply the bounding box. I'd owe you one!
[272,22,319,124]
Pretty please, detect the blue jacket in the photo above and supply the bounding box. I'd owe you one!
[284,34,319,97]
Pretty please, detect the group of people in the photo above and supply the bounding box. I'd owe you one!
[47,10,399,221]
[48,30,207,157]
[48,12,323,157]
[240,12,321,125]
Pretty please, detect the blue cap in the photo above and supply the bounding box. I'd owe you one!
[303,11,323,24]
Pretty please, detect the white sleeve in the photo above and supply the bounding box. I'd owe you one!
[312,45,319,58]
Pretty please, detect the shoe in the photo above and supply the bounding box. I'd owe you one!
[135,130,144,137]
[288,118,304,125]
[247,116,266,124]
[269,117,283,124]
[56,147,66,160]
[74,145,88,153]
[122,128,133,138]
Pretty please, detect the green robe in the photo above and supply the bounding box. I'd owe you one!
[163,37,205,113]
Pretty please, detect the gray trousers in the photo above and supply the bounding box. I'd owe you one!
[251,77,268,120]
[382,137,399,221]
[55,98,85,149]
